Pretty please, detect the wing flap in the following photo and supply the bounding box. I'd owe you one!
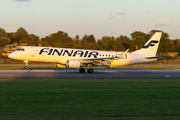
[79,57,115,63]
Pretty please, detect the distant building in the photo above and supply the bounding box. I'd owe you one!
[1,43,28,56]
[0,47,4,52]
[167,52,180,57]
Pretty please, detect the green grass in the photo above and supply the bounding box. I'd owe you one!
[0,78,180,120]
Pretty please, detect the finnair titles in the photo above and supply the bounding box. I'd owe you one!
[39,48,100,58]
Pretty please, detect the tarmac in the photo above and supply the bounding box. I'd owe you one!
[0,69,180,78]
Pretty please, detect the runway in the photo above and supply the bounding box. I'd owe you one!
[0,69,180,78]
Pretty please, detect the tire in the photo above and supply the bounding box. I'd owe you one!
[24,66,28,69]
[79,68,85,73]
[88,69,93,73]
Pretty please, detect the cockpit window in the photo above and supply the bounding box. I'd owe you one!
[17,48,25,51]
[21,49,25,51]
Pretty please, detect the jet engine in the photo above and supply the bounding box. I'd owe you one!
[66,60,83,69]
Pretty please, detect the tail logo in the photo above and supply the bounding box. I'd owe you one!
[142,40,159,48]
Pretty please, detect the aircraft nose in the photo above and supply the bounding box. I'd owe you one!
[8,53,15,59]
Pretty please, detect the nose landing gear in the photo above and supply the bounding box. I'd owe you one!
[23,60,28,69]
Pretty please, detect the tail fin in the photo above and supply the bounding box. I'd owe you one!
[132,32,162,56]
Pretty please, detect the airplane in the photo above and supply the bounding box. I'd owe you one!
[8,32,163,73]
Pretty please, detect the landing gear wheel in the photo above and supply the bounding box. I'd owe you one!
[88,68,94,73]
[79,68,85,73]
[23,61,28,69]
[24,66,28,69]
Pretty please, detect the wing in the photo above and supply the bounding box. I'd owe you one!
[79,57,116,64]
[79,49,129,65]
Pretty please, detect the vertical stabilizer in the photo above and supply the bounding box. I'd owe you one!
[132,32,162,56]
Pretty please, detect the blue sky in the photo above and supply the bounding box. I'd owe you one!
[1,0,180,39]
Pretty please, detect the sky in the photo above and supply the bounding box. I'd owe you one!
[1,0,180,39]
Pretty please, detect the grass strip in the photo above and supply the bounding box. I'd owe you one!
[0,78,180,120]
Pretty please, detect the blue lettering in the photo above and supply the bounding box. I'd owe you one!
[142,40,159,48]
[39,48,49,55]
[73,50,84,57]
[52,49,63,56]
[63,50,74,56]
[48,49,53,55]
[84,51,89,57]
[39,48,99,58]
[88,51,99,58]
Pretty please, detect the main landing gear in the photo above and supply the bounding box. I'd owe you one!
[87,68,93,73]
[79,68,85,73]
[79,64,94,73]
[87,64,93,73]
[79,68,94,73]
[23,60,28,69]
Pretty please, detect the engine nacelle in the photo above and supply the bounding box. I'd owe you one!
[66,60,82,69]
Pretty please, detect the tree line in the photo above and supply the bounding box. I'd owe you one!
[0,27,180,55]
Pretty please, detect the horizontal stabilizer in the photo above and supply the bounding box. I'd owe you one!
[145,55,171,60]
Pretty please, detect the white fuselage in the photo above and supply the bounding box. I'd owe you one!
[9,46,157,67]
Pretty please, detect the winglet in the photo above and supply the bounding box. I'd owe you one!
[117,49,129,58]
